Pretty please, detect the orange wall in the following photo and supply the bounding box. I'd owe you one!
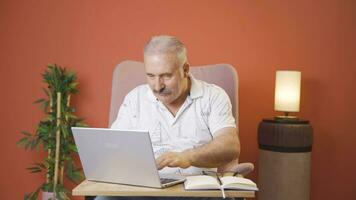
[1,1,355,199]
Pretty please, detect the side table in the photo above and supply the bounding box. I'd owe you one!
[257,119,313,200]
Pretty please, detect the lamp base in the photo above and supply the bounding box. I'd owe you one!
[275,115,298,119]
[273,116,301,123]
[273,111,299,122]
[269,112,309,123]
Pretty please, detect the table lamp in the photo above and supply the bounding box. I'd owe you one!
[274,70,301,120]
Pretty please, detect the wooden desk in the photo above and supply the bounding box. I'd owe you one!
[73,180,255,199]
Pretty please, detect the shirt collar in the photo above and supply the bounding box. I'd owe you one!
[146,85,157,102]
[188,73,203,99]
[145,73,203,102]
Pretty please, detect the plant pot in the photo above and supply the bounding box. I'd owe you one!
[42,191,55,200]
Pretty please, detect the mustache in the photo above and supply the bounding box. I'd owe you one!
[153,87,172,95]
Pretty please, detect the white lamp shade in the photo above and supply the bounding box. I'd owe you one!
[274,70,301,112]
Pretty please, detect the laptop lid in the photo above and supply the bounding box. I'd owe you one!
[72,127,164,188]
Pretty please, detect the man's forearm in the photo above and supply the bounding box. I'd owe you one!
[183,127,240,168]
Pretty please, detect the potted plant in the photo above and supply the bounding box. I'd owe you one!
[17,64,86,200]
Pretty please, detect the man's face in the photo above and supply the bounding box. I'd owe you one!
[144,54,188,105]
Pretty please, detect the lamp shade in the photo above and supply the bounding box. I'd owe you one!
[274,70,301,112]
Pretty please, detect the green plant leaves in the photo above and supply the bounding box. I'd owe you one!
[66,161,84,183]
[19,64,86,199]
[24,187,40,200]
[26,162,46,173]
[17,131,40,150]
[34,98,46,104]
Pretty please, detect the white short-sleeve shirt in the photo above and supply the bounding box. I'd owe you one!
[111,74,236,174]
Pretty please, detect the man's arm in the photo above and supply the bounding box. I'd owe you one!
[156,127,240,169]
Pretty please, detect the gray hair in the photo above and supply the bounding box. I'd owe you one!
[144,35,187,67]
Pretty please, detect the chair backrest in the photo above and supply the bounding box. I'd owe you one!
[108,60,239,127]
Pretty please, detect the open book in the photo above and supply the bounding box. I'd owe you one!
[184,175,258,191]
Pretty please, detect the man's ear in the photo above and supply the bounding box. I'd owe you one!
[183,63,190,77]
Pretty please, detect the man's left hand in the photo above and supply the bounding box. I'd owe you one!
[156,151,192,170]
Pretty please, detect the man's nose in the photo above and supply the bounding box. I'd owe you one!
[154,77,165,91]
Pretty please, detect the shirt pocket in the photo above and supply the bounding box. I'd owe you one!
[194,112,213,144]
[138,116,161,145]
[175,117,211,149]
[148,120,162,145]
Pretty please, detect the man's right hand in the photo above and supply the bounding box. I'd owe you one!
[156,151,192,170]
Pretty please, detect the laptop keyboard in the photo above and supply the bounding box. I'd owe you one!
[160,178,178,184]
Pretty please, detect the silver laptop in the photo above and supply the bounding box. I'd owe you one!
[72,127,185,188]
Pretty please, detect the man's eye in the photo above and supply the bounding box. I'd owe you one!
[162,74,172,79]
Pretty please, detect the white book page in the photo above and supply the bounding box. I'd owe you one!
[184,175,220,190]
[220,176,258,190]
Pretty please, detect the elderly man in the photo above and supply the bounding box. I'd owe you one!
[97,35,240,200]
[111,35,240,174]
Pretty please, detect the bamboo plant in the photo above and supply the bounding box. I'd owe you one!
[17,64,86,200]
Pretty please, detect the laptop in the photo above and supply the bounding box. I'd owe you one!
[72,127,186,188]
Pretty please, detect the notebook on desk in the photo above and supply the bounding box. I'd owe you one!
[72,127,185,188]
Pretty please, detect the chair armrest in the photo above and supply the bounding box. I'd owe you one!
[217,159,254,176]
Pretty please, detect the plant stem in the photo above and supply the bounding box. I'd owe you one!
[60,94,71,185]
[53,92,61,193]
[46,91,53,184]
